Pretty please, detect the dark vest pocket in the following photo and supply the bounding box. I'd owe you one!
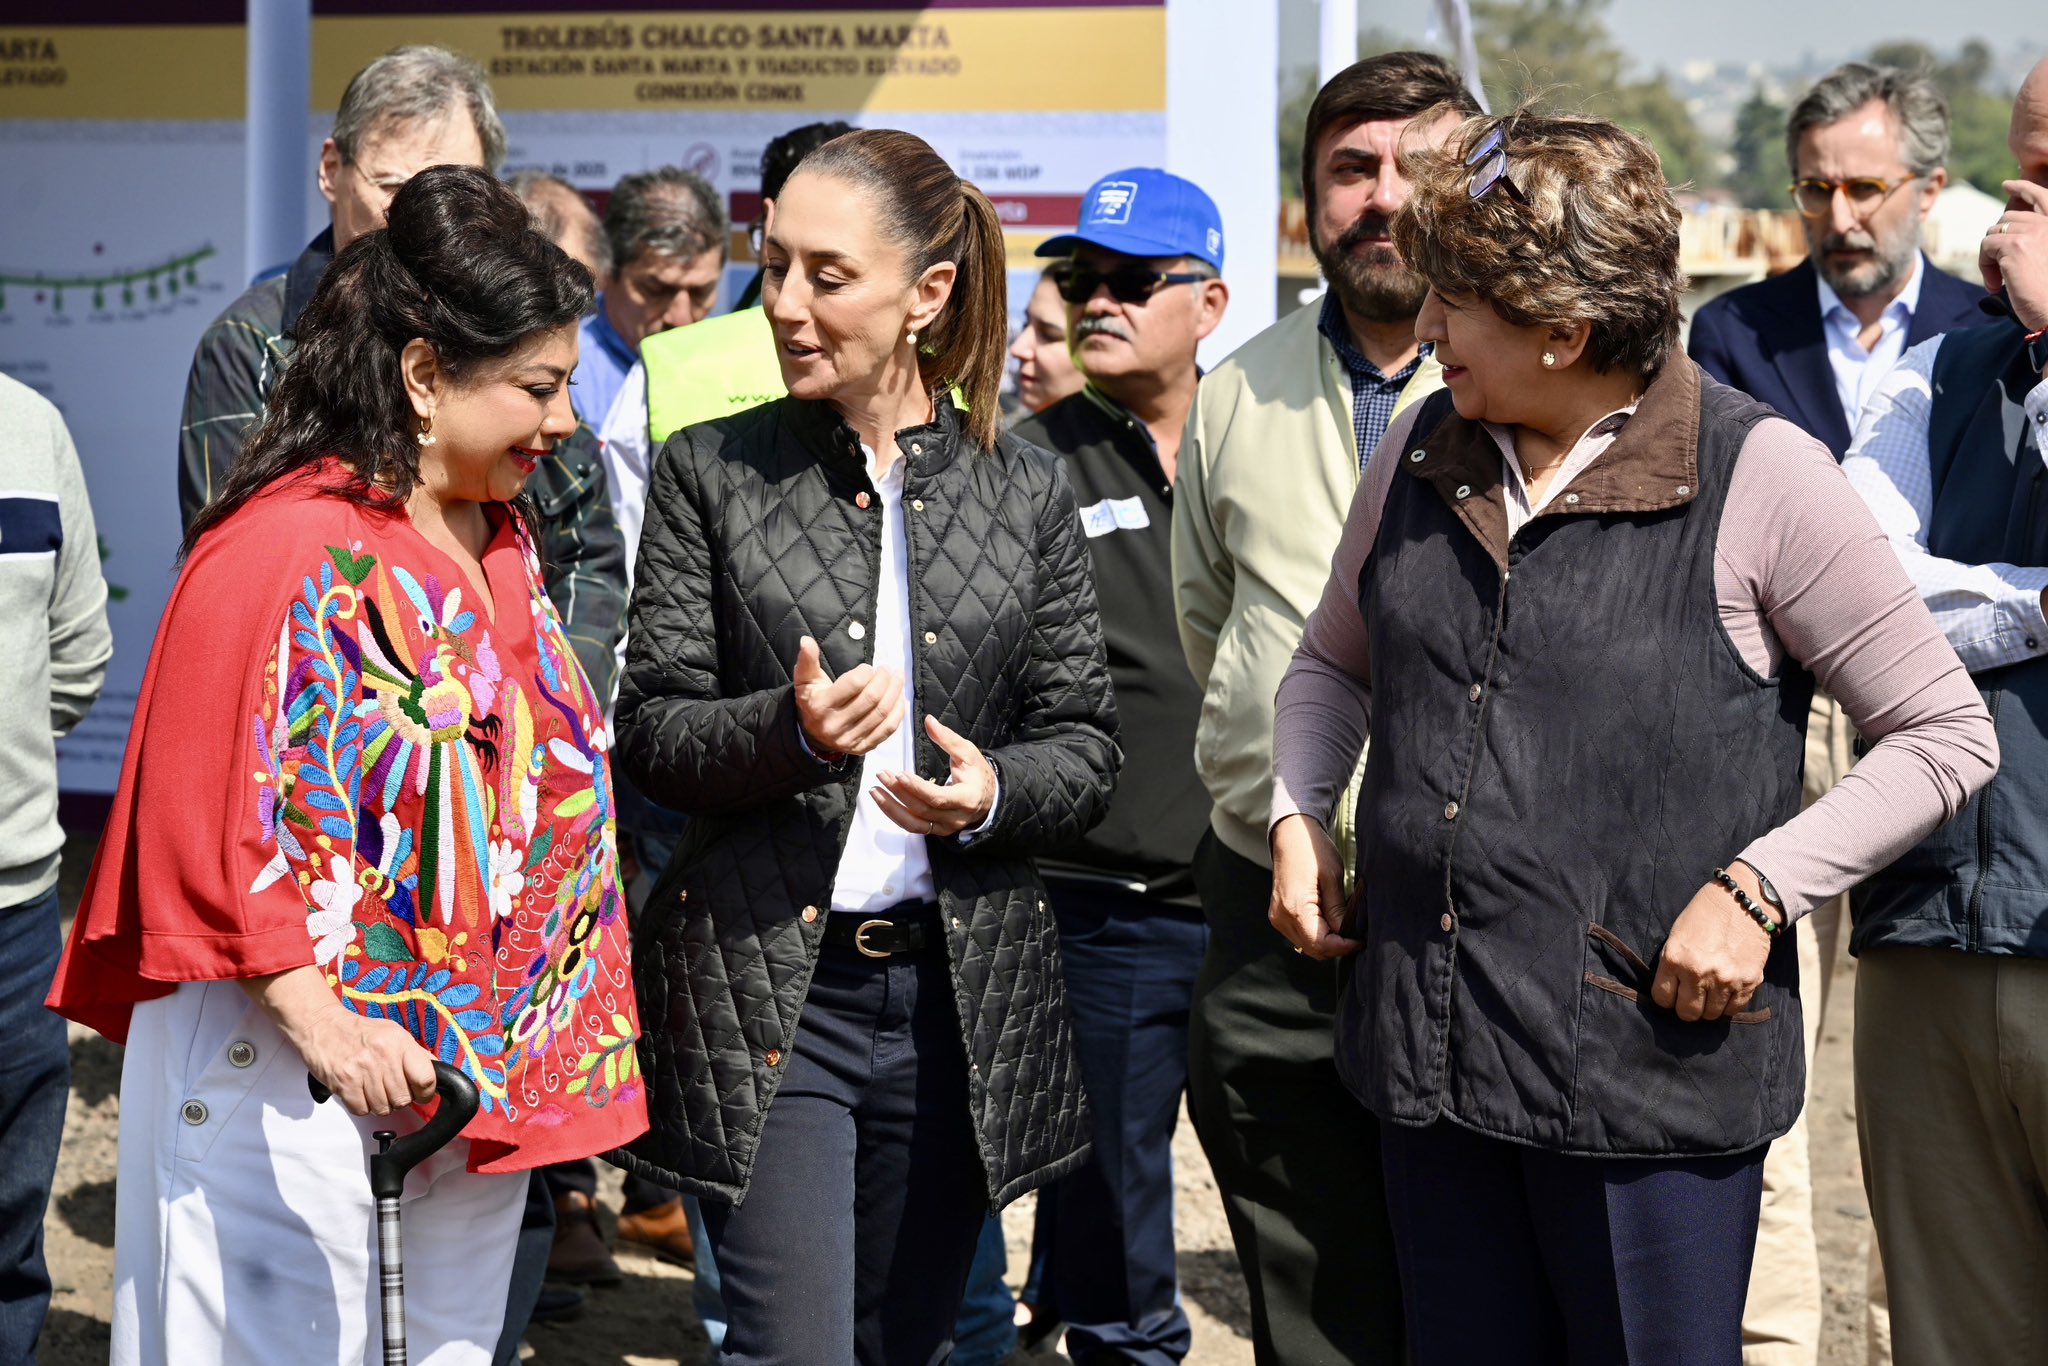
[1583,924,1771,1026]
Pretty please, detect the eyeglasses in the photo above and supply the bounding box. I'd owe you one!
[1466,125,1529,205]
[1788,175,1918,220]
[1056,264,1208,305]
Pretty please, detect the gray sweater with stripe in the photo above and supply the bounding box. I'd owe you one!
[0,373,111,906]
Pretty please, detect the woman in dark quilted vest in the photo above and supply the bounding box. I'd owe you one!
[1266,110,1996,1364]
[611,128,1119,1364]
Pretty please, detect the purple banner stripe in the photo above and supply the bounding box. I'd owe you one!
[4,0,242,22]
[313,0,1159,12]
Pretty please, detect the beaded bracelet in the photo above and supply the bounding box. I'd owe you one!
[1713,867,1780,937]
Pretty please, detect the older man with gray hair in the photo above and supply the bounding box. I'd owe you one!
[1843,54,2048,1366]
[1692,63,1986,461]
[177,44,505,524]
[1687,61,1989,1366]
[576,166,729,428]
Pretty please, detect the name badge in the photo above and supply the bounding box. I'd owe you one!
[1079,497,1150,537]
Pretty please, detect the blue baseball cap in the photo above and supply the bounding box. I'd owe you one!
[1036,168,1225,272]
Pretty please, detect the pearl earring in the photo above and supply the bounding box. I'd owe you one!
[416,414,438,447]
[1541,352,1556,368]
[906,329,919,347]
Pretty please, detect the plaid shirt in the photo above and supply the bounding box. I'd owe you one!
[1318,293,1428,468]
[176,231,627,700]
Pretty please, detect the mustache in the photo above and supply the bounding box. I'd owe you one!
[1336,214,1400,256]
[1820,230,1878,252]
[1074,316,1131,343]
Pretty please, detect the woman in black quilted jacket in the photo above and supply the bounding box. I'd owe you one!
[610,128,1120,1365]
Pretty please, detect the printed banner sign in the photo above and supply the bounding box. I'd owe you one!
[0,3,245,794]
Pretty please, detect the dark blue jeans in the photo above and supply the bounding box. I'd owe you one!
[1378,1118,1767,1366]
[1029,888,1205,1365]
[951,1216,1018,1366]
[0,886,67,1364]
[703,933,987,1365]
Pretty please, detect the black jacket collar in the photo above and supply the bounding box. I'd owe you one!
[783,393,967,485]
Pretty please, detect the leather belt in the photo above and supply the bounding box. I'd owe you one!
[821,905,941,958]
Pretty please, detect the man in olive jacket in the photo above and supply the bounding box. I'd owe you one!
[1170,51,1473,1363]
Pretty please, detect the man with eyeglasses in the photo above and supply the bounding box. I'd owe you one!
[1692,63,1983,463]
[1687,63,1985,1366]
[961,168,1229,1366]
[1171,51,1477,1364]
[1841,54,2048,1366]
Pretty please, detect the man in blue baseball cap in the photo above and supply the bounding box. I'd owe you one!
[959,167,1229,1366]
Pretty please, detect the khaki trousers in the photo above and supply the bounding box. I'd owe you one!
[1857,947,2048,1366]
[1743,693,1891,1366]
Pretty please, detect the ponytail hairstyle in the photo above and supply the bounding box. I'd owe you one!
[181,165,593,559]
[797,129,1010,450]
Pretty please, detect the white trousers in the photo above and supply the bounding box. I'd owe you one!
[112,981,523,1366]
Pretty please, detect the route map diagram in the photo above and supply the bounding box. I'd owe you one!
[0,244,216,317]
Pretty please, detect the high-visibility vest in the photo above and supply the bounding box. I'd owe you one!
[641,305,787,445]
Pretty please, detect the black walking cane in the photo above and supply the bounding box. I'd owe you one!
[310,1062,481,1365]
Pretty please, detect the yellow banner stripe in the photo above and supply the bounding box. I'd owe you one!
[313,10,1164,115]
[0,26,245,120]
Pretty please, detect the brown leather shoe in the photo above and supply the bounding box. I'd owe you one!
[547,1191,622,1285]
[616,1196,696,1267]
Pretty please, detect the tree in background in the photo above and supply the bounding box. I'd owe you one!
[1863,39,2017,198]
[1470,0,1706,188]
[1727,85,1790,209]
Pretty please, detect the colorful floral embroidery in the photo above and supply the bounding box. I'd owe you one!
[249,525,639,1125]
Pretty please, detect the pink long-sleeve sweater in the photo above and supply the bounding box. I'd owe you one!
[1271,391,1998,923]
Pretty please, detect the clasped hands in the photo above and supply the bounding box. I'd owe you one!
[793,634,995,836]
[1267,813,1778,1021]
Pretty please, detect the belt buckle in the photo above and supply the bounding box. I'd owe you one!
[853,918,894,958]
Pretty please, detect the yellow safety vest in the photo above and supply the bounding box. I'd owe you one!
[641,306,787,445]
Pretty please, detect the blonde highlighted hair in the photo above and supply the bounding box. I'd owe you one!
[1392,106,1685,378]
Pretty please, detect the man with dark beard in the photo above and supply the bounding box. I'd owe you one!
[1688,64,1984,1366]
[1170,51,1476,1364]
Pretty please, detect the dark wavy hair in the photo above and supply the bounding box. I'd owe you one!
[181,165,593,559]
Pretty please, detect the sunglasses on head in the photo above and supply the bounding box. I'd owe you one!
[1466,125,1529,205]
[1056,263,1208,305]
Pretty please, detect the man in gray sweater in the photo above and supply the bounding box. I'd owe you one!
[0,372,111,1361]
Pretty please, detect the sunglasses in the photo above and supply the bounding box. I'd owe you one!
[1056,264,1208,305]
[1788,175,1917,220]
[1466,125,1529,205]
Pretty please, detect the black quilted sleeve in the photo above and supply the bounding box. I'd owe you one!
[971,457,1122,854]
[616,433,838,814]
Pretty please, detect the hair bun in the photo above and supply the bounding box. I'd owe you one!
[383,165,531,280]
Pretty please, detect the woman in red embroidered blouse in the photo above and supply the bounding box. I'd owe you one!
[49,168,646,1364]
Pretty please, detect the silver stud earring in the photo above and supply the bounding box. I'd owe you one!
[1541,352,1556,368]
[416,415,438,447]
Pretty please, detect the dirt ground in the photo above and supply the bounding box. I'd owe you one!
[39,834,1874,1365]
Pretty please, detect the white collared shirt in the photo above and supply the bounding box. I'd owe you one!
[1488,409,1636,534]
[1843,333,2048,673]
[830,443,936,914]
[1817,253,1925,432]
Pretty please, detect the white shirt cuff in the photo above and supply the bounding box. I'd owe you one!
[960,768,1001,843]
